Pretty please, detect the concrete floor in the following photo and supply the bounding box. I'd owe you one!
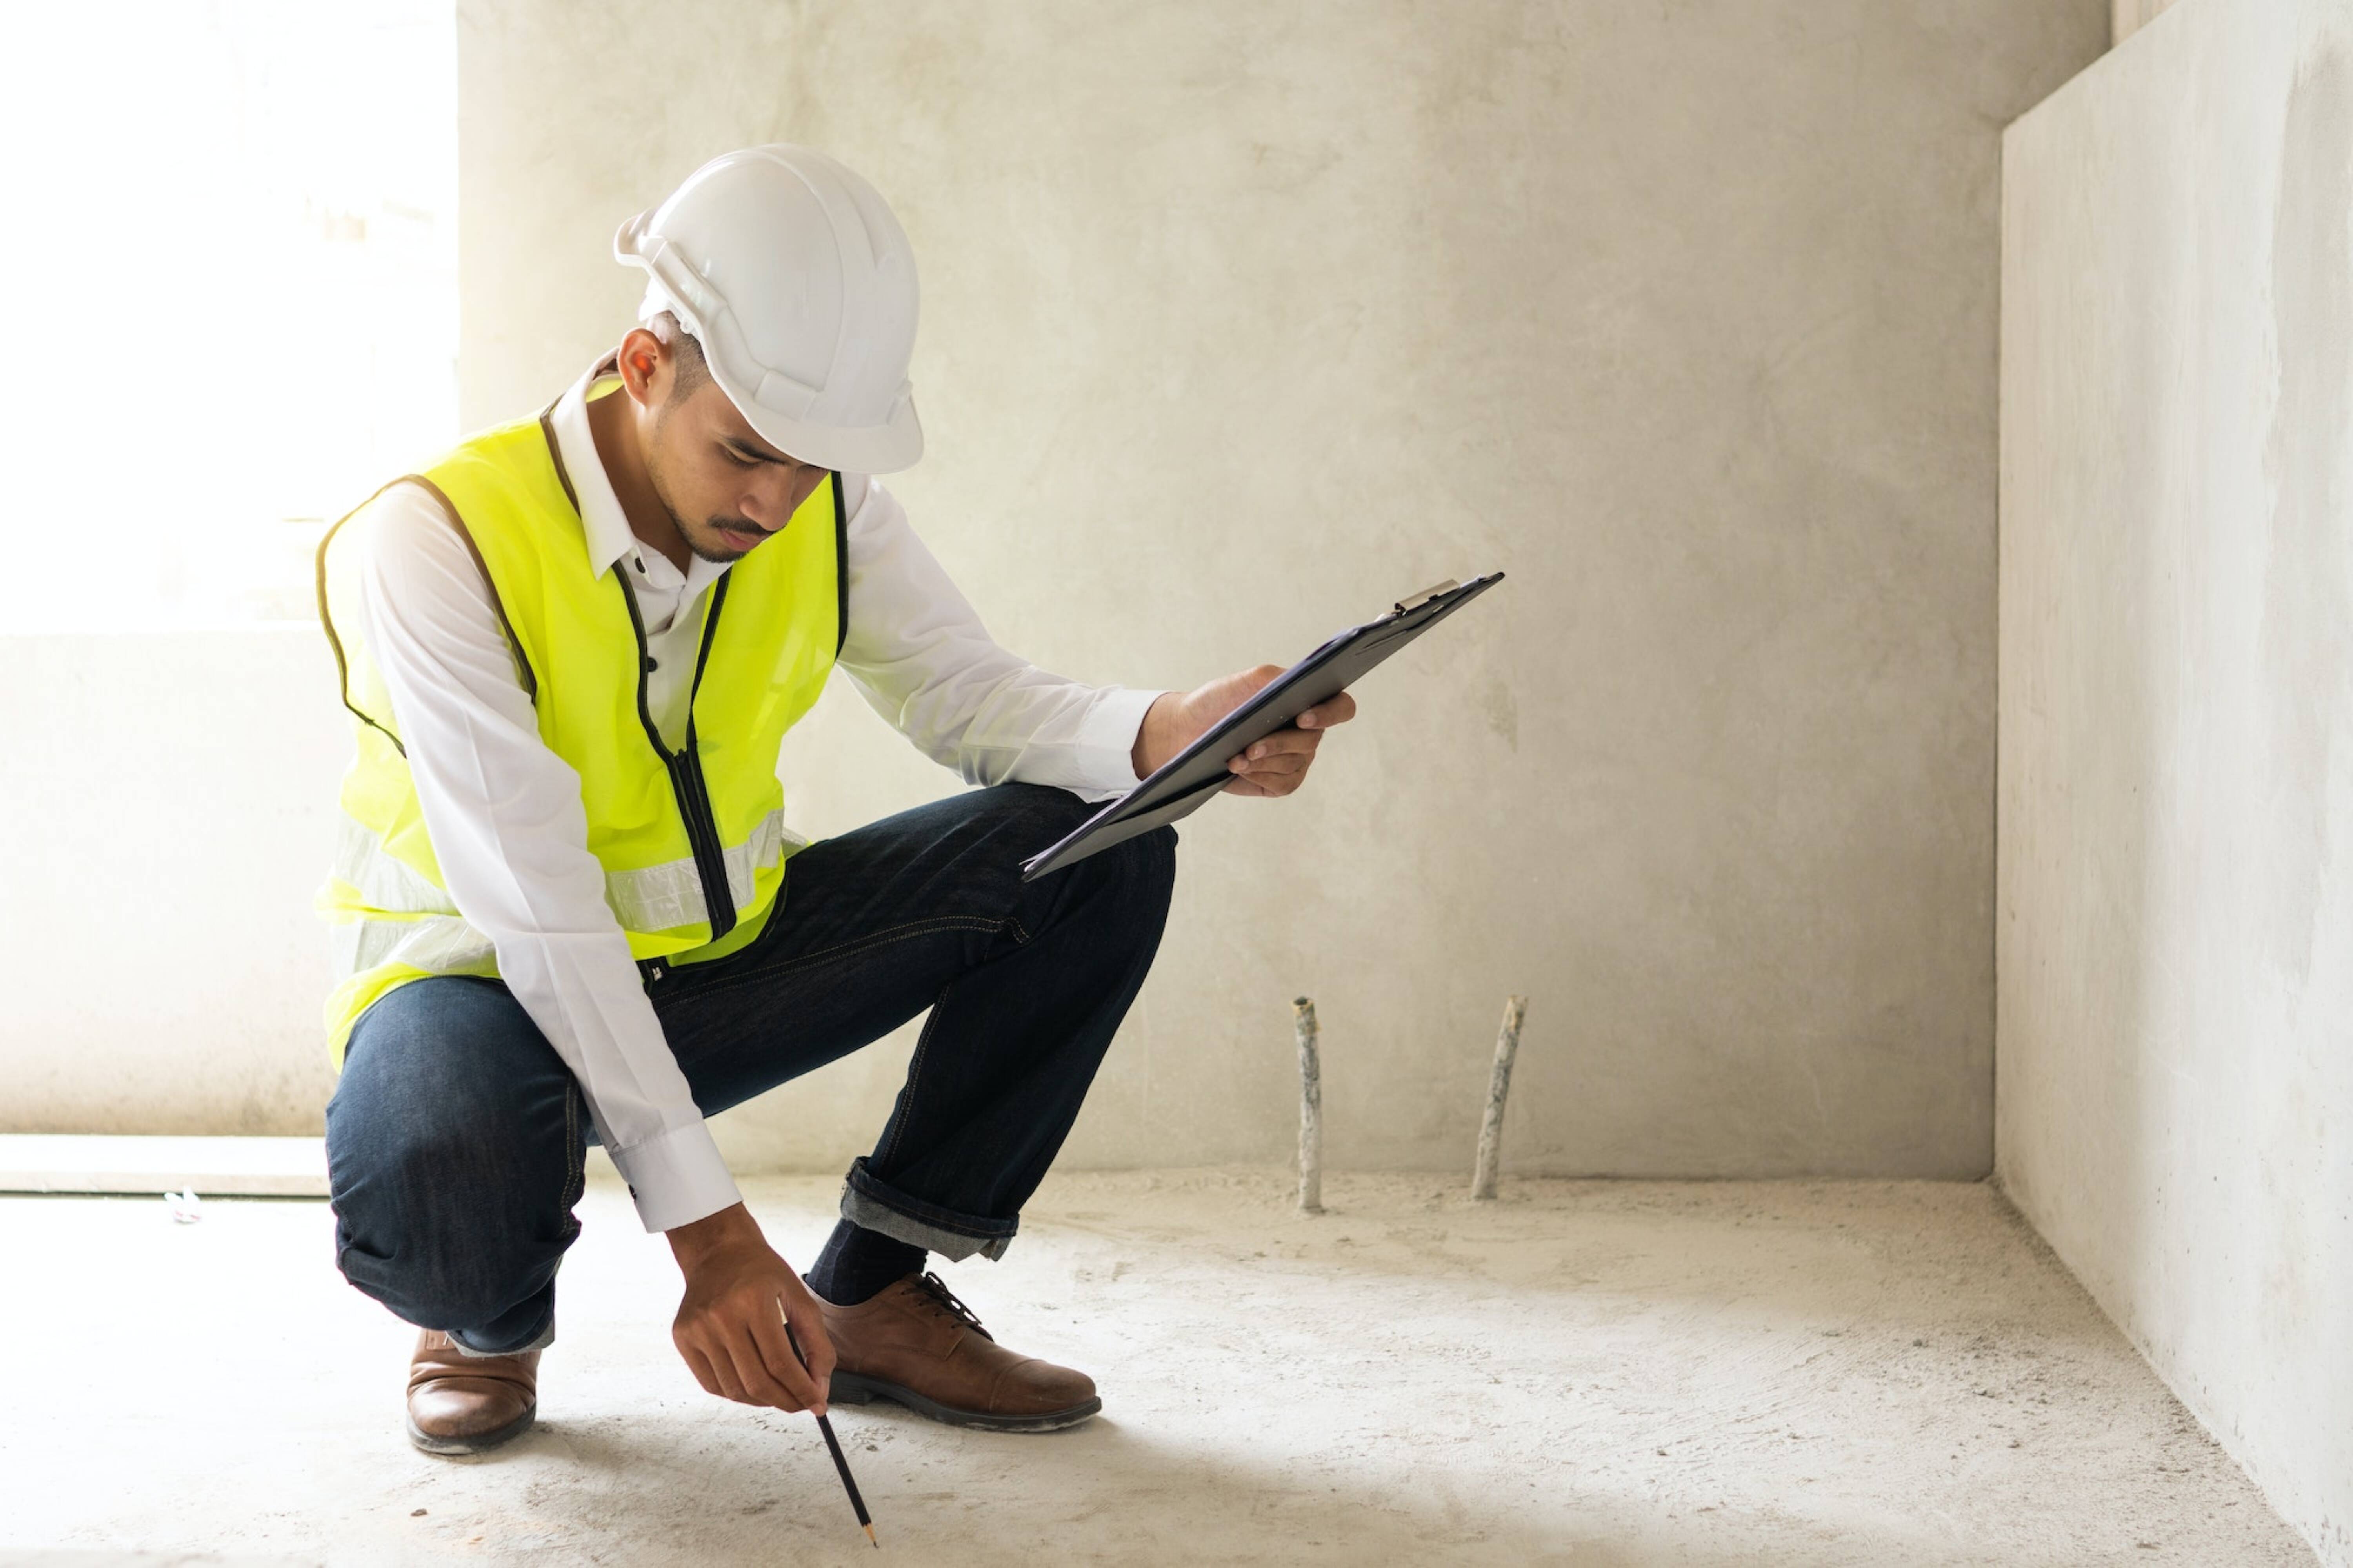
[0,1171,2313,1568]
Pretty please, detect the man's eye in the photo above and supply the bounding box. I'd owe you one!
[720,447,758,467]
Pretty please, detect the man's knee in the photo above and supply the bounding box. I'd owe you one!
[1060,822,1178,934]
[329,1023,572,1243]
[961,783,1166,879]
[329,1116,574,1326]
[327,980,580,1327]
[973,781,1099,843]
[1111,822,1178,898]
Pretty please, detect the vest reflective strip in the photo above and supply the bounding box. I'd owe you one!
[331,913,496,980]
[333,815,460,916]
[329,810,806,979]
[602,808,804,933]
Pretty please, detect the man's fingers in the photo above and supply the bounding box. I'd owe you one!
[691,1338,754,1403]
[1227,731,1321,771]
[750,1298,827,1414]
[718,1325,805,1410]
[787,1303,837,1390]
[1224,758,1308,796]
[681,1311,802,1409]
[1200,683,1353,799]
[1229,750,1313,781]
[1298,690,1356,729]
[679,1341,726,1400]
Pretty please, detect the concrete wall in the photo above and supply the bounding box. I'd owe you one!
[0,631,347,1134]
[1998,0,2353,1560]
[2,5,2111,1180]
[455,0,2102,1177]
[2112,0,2191,45]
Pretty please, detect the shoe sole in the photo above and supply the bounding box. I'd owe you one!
[405,1403,537,1456]
[828,1370,1102,1432]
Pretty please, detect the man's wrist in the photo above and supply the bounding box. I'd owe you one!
[666,1201,761,1270]
[1132,691,1180,779]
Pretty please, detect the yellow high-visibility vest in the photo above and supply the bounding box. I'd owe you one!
[313,391,844,1061]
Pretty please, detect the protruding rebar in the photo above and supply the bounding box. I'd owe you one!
[1292,996,1323,1215]
[1470,996,1528,1200]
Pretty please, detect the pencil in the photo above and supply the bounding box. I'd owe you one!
[785,1319,879,1548]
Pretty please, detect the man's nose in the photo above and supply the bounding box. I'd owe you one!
[741,471,809,531]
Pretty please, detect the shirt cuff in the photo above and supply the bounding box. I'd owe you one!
[1071,685,1169,801]
[605,1119,744,1233]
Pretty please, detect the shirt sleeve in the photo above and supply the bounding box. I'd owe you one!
[832,474,1167,801]
[348,484,741,1234]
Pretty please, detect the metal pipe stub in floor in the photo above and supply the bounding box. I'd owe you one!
[1471,997,1528,1201]
[1292,997,1322,1215]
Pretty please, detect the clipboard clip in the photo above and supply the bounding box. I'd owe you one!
[1394,579,1460,615]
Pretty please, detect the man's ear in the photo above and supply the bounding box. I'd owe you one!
[615,326,668,408]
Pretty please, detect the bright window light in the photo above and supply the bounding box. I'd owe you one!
[0,1,456,631]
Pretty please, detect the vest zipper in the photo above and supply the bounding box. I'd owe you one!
[617,571,738,941]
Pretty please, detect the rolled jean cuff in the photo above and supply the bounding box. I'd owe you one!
[450,1315,555,1359]
[839,1156,1018,1262]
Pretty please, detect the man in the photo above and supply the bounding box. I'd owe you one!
[316,145,1355,1455]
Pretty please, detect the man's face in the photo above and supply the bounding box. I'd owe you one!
[641,378,831,564]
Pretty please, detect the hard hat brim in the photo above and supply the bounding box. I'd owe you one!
[618,251,926,475]
[704,357,926,476]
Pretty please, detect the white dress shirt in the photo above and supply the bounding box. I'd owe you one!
[347,367,1164,1232]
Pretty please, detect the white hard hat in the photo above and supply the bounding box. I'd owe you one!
[615,145,923,474]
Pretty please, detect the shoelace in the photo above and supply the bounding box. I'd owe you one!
[910,1270,996,1342]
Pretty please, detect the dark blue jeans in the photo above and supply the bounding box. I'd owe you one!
[325,783,1177,1355]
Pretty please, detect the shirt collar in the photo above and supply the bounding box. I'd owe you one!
[547,360,735,599]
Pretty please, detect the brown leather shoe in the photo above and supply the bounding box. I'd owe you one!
[405,1330,540,1455]
[817,1271,1101,1432]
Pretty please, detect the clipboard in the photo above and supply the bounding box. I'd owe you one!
[1020,571,1506,881]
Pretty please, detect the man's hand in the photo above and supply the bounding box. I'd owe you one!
[1130,665,1358,795]
[666,1202,834,1414]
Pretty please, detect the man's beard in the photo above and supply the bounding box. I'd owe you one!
[645,430,761,563]
[682,516,763,563]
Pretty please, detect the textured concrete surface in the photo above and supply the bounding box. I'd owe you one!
[0,1172,2311,1566]
[444,0,2109,1181]
[0,1558,295,1568]
[2111,0,2191,45]
[3,6,2113,1184]
[1998,0,2353,1561]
